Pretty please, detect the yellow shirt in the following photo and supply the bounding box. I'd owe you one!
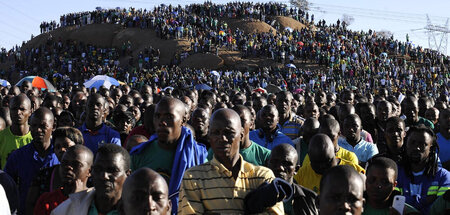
[302,147,359,167]
[178,155,284,214]
[0,127,33,168]
[293,157,365,194]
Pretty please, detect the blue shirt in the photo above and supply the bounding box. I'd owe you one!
[79,123,121,154]
[396,165,450,214]
[338,137,378,162]
[437,133,450,163]
[249,128,294,150]
[4,142,59,214]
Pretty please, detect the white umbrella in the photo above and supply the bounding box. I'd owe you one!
[286,64,296,69]
[84,75,120,89]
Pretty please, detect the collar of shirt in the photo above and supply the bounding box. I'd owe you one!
[30,141,55,162]
[80,123,106,136]
[210,155,253,178]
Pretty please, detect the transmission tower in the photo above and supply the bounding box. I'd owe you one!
[424,15,449,54]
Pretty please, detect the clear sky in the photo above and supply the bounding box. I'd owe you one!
[1,0,449,54]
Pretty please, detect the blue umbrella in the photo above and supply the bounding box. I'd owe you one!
[286,63,296,69]
[0,79,10,87]
[84,75,120,90]
[195,84,212,90]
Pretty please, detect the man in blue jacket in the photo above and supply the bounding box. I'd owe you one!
[130,97,208,214]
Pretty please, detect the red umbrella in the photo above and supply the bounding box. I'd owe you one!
[253,88,267,94]
[16,76,56,92]
[297,41,304,46]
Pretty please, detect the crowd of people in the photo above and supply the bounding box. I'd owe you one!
[0,1,449,215]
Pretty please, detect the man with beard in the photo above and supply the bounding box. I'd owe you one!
[178,108,284,214]
[267,144,318,215]
[190,108,210,147]
[131,97,208,214]
[78,93,121,155]
[120,168,172,215]
[402,96,434,130]
[396,126,450,214]
[340,114,378,166]
[4,107,59,214]
[0,94,33,169]
[276,91,304,140]
[52,144,131,215]
[34,145,93,215]
[250,105,293,150]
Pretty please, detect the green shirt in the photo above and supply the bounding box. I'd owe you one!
[131,140,175,182]
[0,127,33,168]
[363,202,419,215]
[430,193,450,215]
[207,141,271,166]
[415,116,435,130]
[88,200,119,215]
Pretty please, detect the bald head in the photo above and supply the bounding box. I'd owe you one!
[157,97,186,120]
[271,143,298,163]
[31,107,55,124]
[209,108,242,133]
[309,134,335,158]
[65,144,94,166]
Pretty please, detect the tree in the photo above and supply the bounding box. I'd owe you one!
[377,30,394,39]
[341,14,354,27]
[290,0,310,12]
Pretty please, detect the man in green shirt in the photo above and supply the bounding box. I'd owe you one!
[207,105,271,166]
[402,96,434,130]
[0,94,33,168]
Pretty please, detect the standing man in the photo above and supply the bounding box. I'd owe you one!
[250,105,293,149]
[4,107,59,214]
[0,94,33,168]
[52,144,131,215]
[178,109,284,214]
[78,93,121,155]
[276,91,304,139]
[318,165,365,215]
[437,109,450,170]
[131,97,208,214]
[120,168,172,215]
[268,144,318,215]
[402,96,434,129]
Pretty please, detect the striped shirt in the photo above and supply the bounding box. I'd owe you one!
[279,114,304,140]
[178,155,284,214]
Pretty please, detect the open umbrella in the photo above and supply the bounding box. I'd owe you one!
[195,84,212,90]
[285,27,293,33]
[16,76,56,92]
[286,64,296,69]
[210,70,220,77]
[84,75,120,90]
[253,87,267,94]
[0,79,11,87]
[293,88,303,94]
[266,84,282,94]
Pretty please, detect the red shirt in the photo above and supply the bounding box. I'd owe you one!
[34,189,68,215]
[124,125,151,147]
